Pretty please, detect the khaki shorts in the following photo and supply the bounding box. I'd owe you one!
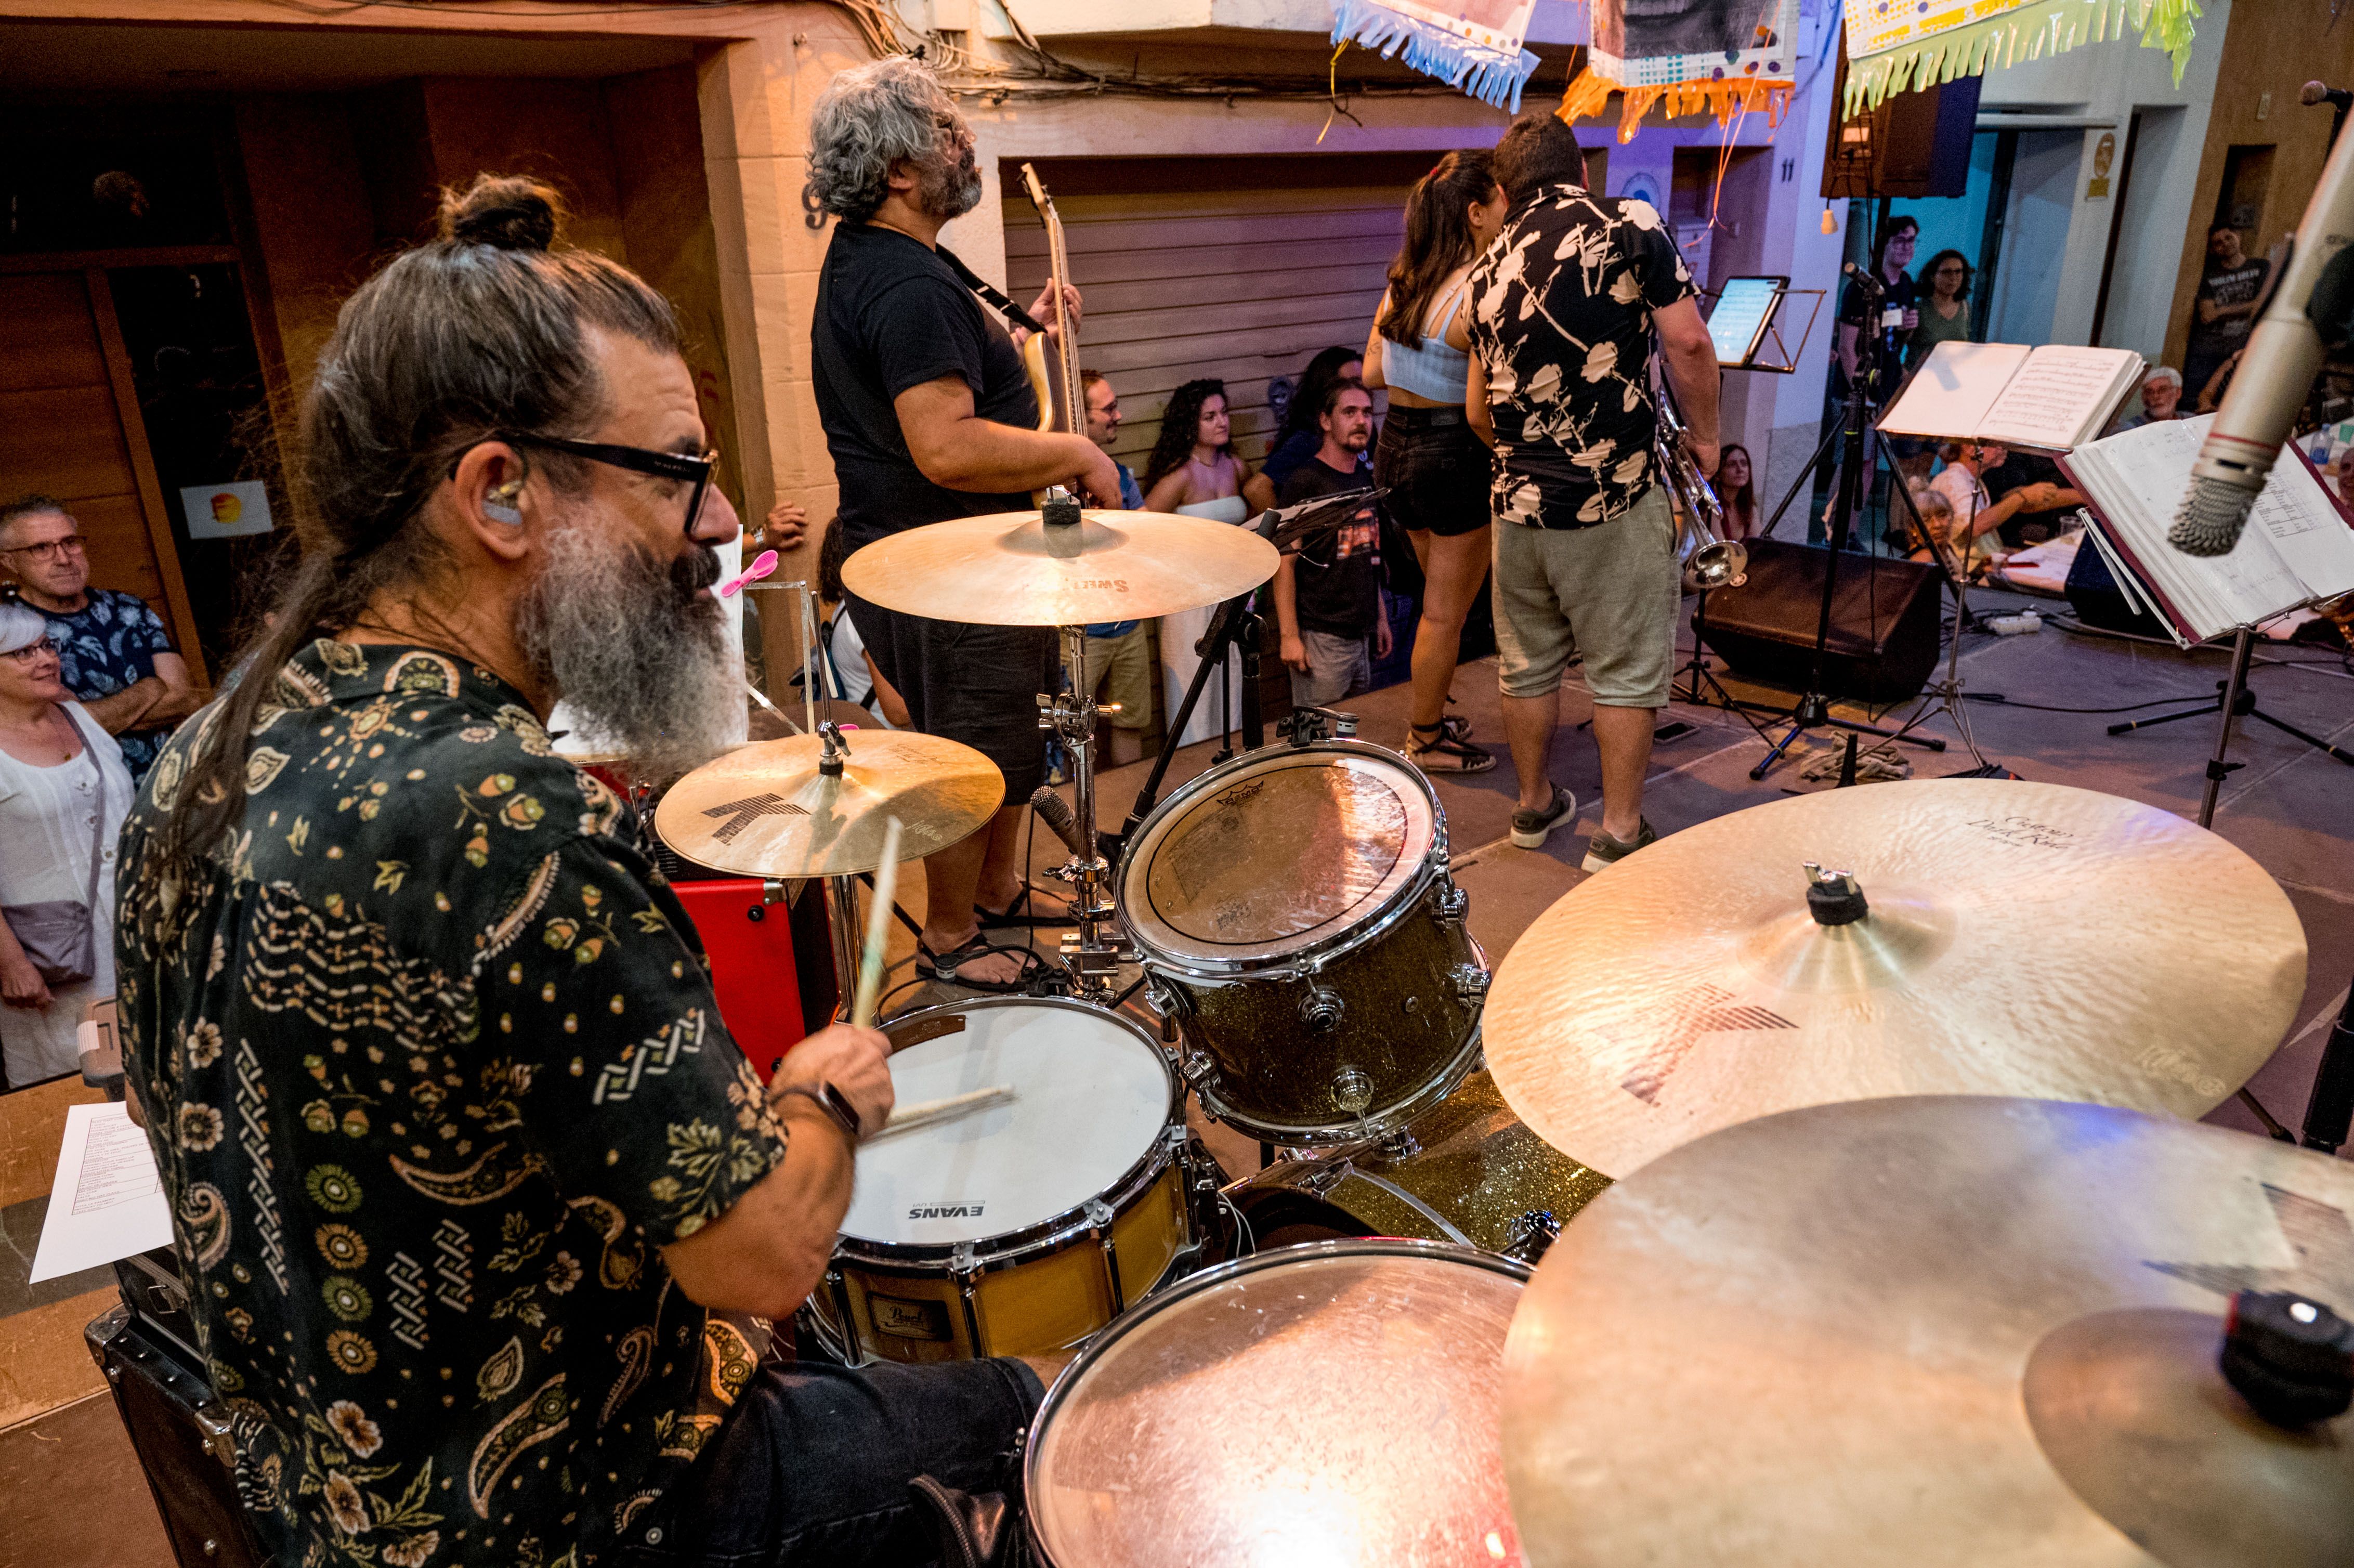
[1071,626,1155,729]
[1491,484,1679,707]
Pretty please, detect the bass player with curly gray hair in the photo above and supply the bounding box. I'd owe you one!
[807,56,1120,989]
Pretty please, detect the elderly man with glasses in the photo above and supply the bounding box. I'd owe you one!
[0,494,198,781]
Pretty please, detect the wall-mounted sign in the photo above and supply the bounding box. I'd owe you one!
[2088,131,2117,200]
[179,480,274,540]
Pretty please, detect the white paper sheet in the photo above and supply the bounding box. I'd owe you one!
[29,1101,172,1283]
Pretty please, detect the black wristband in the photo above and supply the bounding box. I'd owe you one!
[773,1082,861,1140]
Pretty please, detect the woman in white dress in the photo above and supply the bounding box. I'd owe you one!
[1142,378,1259,747]
[0,603,135,1087]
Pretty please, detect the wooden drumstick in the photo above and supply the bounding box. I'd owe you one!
[875,1084,1017,1138]
[850,817,902,1030]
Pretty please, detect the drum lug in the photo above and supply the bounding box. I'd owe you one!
[1178,1050,1219,1092]
[1297,1157,1352,1195]
[1376,1127,1422,1161]
[951,1242,984,1354]
[1500,1210,1562,1265]
[1432,878,1470,926]
[1299,983,1347,1033]
[1329,1066,1374,1116]
[1449,963,1491,1001]
[1085,1198,1126,1315]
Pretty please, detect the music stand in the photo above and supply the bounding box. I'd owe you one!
[1706,277,1826,376]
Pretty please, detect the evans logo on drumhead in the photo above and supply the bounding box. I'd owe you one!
[908,1203,986,1220]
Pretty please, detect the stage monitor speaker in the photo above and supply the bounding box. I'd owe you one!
[86,1300,270,1568]
[1698,540,1943,704]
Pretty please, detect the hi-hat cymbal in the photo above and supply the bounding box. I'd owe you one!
[1484,779,2306,1179]
[1501,1095,2354,1566]
[653,731,1002,879]
[841,508,1279,624]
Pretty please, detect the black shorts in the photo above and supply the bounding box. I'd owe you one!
[620,1355,1044,1566]
[1375,406,1490,539]
[844,590,1055,800]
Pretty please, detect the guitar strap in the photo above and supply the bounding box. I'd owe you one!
[936,243,1048,337]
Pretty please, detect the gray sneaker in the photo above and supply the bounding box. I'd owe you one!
[1509,786,1577,850]
[1582,817,1658,872]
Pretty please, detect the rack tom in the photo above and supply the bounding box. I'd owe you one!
[1118,739,1487,1147]
[810,999,1195,1365]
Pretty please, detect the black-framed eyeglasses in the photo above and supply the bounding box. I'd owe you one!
[474,434,720,537]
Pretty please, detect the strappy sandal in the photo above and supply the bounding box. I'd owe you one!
[1407,719,1497,774]
[974,883,1077,930]
[916,933,1052,995]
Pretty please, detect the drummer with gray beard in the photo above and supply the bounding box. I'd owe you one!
[112,174,1060,1568]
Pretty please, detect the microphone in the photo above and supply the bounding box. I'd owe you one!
[2301,80,2353,110]
[2170,122,2354,554]
[1028,785,1091,859]
[1840,260,1886,297]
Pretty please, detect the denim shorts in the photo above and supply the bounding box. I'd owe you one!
[1374,406,1490,539]
[616,1355,1044,1567]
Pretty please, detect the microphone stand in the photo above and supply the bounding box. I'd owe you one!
[1746,271,1944,780]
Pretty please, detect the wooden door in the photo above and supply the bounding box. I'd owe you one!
[0,269,206,678]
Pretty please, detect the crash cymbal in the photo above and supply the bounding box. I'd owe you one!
[1501,1095,2354,1566]
[653,730,1002,879]
[840,508,1279,624]
[1483,779,2306,1179]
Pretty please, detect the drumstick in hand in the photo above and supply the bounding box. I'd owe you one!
[877,1084,1017,1138]
[850,817,902,1030]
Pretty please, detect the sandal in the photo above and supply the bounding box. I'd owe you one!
[1407,720,1497,775]
[975,883,1077,930]
[916,933,1052,995]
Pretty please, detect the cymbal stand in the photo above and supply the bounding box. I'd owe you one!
[1879,475,1992,769]
[805,718,865,1020]
[1042,623,1127,1001]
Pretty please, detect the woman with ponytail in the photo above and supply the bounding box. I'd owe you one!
[113,171,1047,1568]
[1362,149,1509,773]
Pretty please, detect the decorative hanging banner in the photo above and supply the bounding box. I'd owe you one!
[1842,0,2199,115]
[1330,0,1543,111]
[1560,0,1801,142]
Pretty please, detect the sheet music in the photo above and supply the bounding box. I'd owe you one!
[1977,347,2142,450]
[29,1101,171,1283]
[1876,342,2028,440]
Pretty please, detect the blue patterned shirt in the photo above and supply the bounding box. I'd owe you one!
[38,587,177,780]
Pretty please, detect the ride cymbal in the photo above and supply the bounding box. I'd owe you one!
[654,730,1002,879]
[841,508,1279,625]
[1501,1094,2354,1567]
[1483,779,2306,1178]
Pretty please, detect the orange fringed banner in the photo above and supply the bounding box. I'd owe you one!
[1557,69,1796,142]
[1561,0,1800,143]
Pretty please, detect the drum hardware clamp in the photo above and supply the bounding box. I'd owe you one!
[1499,1209,1562,1264]
[1283,705,1358,744]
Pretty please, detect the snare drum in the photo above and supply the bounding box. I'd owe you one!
[1119,739,1487,1147]
[811,999,1194,1365]
[1227,1069,1610,1259]
[1025,1238,1528,1567]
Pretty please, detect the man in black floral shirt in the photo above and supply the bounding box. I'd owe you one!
[1467,112,1721,874]
[116,174,1049,1568]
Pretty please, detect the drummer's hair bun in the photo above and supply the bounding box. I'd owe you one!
[439,174,564,251]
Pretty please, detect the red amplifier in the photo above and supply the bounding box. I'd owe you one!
[671,878,822,1081]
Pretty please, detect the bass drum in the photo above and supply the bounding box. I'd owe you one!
[1119,738,1487,1148]
[810,999,1197,1365]
[1226,1070,1611,1258]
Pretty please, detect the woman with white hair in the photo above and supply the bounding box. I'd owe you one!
[0,600,133,1085]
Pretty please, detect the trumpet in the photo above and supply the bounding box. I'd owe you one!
[1655,395,1747,591]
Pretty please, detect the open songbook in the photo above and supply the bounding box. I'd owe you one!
[2057,414,2354,644]
[1877,342,2147,453]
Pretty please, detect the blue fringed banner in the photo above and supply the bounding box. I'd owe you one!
[1330,0,1542,111]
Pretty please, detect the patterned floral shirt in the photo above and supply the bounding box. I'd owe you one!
[37,586,178,780]
[1467,184,1698,529]
[114,641,788,1568]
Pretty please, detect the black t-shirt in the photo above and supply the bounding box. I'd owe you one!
[1277,450,1382,637]
[1835,268,1917,395]
[2189,257,2270,358]
[812,223,1039,550]
[1465,185,1698,529]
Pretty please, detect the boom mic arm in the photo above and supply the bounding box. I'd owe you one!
[2170,118,2354,555]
